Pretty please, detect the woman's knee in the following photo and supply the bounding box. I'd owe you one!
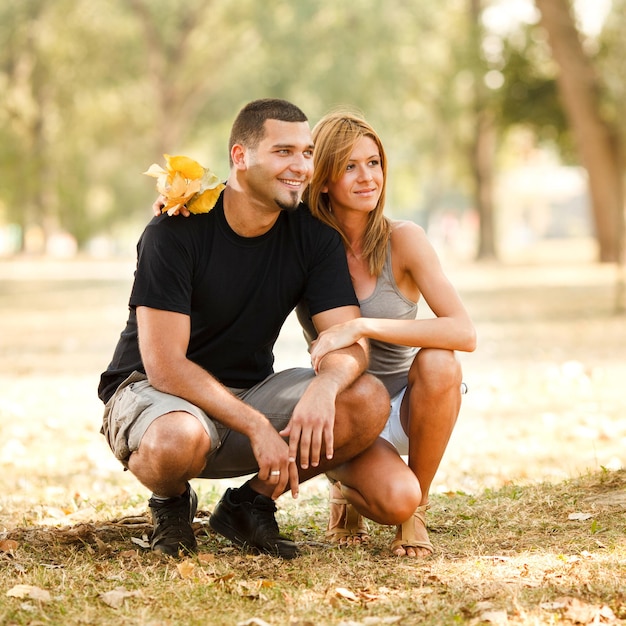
[368,471,421,525]
[410,349,462,393]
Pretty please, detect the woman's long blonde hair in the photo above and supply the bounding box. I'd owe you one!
[305,109,391,277]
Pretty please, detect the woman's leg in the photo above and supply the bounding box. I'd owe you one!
[328,437,421,526]
[395,348,463,556]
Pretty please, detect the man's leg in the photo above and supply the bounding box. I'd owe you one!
[255,372,391,490]
[128,411,211,496]
[208,370,390,558]
[103,376,218,557]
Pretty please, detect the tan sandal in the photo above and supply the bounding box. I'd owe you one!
[325,481,370,546]
[390,504,434,557]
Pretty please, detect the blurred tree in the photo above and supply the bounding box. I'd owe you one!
[468,0,497,260]
[0,0,51,251]
[125,0,262,155]
[596,0,626,308]
[497,26,572,158]
[534,0,624,263]
[2,0,623,265]
[0,0,151,248]
[0,0,479,253]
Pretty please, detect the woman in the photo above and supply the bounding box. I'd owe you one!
[298,110,476,557]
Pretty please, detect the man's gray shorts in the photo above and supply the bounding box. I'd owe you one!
[102,369,316,479]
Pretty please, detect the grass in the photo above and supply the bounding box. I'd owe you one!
[1,252,625,625]
[2,470,626,625]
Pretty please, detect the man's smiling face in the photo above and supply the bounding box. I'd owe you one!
[243,119,315,212]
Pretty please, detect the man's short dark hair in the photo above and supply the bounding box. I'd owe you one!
[228,99,308,160]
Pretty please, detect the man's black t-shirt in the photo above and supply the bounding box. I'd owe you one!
[98,193,358,403]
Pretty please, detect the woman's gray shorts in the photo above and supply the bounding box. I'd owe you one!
[101,368,316,479]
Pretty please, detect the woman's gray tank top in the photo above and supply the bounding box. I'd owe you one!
[295,241,417,397]
[360,242,417,396]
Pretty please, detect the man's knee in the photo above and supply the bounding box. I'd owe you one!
[339,373,389,432]
[136,411,210,470]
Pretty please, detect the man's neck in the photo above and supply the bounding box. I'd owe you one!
[222,185,281,237]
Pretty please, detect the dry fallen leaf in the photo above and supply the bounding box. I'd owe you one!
[7,584,51,602]
[479,609,509,625]
[0,539,19,554]
[130,536,150,549]
[562,597,616,624]
[176,559,197,579]
[99,586,142,609]
[568,512,593,521]
[118,549,139,559]
[334,587,360,602]
[197,552,215,564]
[542,596,617,624]
[236,580,269,600]
[213,573,235,584]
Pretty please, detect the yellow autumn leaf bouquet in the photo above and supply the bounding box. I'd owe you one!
[143,154,225,215]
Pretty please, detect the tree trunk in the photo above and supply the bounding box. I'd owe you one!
[473,110,497,259]
[534,0,624,263]
[469,0,498,261]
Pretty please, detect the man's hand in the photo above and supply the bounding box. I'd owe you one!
[282,304,368,471]
[250,421,300,500]
[279,378,337,470]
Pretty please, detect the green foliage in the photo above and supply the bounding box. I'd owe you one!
[0,0,625,250]
[497,30,575,160]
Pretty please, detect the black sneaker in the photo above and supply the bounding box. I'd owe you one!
[148,483,198,557]
[209,488,299,559]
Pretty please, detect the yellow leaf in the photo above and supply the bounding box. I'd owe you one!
[164,154,205,180]
[144,153,223,215]
[165,173,192,199]
[143,163,167,178]
[201,169,222,189]
[187,184,226,214]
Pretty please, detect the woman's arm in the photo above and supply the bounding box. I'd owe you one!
[309,221,476,371]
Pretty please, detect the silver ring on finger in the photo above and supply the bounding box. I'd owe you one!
[270,470,280,476]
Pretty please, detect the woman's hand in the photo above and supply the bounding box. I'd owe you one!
[151,195,191,217]
[309,319,363,372]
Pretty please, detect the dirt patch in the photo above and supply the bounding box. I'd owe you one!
[0,256,624,519]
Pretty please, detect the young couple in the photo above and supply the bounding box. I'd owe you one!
[98,98,475,560]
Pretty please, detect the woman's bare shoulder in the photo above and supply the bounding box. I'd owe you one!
[389,219,428,246]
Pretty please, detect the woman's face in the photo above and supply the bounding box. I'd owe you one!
[324,136,383,218]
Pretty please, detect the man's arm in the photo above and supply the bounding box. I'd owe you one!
[136,306,300,496]
[281,304,369,470]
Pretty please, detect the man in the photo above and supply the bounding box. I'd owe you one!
[98,98,389,559]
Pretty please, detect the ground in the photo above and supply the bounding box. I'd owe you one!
[0,247,625,625]
[1,250,623,509]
